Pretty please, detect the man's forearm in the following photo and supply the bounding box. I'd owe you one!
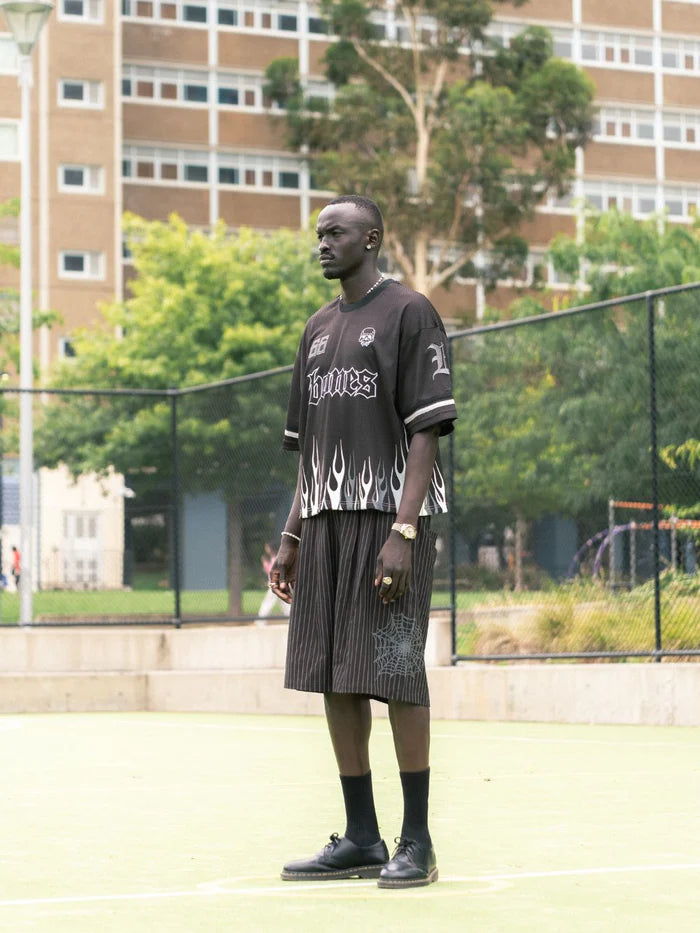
[283,459,303,538]
[395,426,440,526]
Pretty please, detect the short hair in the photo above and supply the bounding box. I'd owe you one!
[326,194,384,242]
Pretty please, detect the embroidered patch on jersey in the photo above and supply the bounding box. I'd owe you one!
[359,327,376,347]
[307,366,378,406]
[427,341,450,379]
[373,612,424,677]
[309,334,330,359]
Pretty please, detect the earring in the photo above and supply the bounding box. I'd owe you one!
[366,245,372,250]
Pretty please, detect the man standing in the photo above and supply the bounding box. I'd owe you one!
[270,195,456,889]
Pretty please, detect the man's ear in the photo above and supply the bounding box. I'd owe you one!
[366,227,381,251]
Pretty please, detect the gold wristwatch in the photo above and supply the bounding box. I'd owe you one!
[391,522,417,540]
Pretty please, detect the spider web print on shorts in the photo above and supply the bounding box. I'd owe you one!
[373,612,425,677]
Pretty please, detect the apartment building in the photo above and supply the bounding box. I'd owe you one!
[2,0,700,365]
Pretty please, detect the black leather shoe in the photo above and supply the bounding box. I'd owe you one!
[281,833,389,881]
[377,837,438,888]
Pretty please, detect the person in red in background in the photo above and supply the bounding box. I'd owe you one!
[11,545,20,590]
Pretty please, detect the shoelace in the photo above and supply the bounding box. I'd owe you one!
[324,833,342,854]
[392,836,416,856]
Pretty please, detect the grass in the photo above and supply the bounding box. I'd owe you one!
[455,574,700,657]
[0,712,699,933]
[0,587,514,624]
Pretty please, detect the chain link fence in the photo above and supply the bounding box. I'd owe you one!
[1,284,698,660]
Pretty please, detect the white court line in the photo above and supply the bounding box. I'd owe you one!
[2,863,700,909]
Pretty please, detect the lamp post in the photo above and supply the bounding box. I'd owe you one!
[0,1,52,625]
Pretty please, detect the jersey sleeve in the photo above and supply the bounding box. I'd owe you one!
[396,299,458,437]
[283,337,304,451]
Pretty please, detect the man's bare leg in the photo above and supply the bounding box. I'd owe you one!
[323,692,381,846]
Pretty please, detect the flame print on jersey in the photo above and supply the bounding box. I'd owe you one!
[327,441,345,510]
[299,434,448,517]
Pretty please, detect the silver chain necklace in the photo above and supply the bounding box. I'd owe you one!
[339,275,384,303]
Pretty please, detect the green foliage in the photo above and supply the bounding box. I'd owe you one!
[452,210,700,533]
[265,3,594,296]
[457,574,700,656]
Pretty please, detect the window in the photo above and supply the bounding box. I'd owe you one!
[0,121,19,160]
[218,87,239,105]
[594,107,656,144]
[308,16,327,34]
[60,0,103,22]
[218,6,237,25]
[279,171,299,189]
[0,36,19,74]
[59,79,103,108]
[184,163,208,182]
[184,82,207,103]
[59,250,104,279]
[183,3,206,22]
[582,181,657,217]
[219,166,239,185]
[122,66,211,106]
[551,29,572,59]
[278,13,296,31]
[580,31,653,69]
[661,39,700,73]
[59,164,103,193]
[59,337,77,359]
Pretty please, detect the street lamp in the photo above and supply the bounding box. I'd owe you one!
[0,0,53,625]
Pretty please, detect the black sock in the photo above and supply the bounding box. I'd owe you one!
[399,768,431,845]
[339,771,381,847]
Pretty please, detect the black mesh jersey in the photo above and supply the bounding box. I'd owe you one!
[283,279,458,519]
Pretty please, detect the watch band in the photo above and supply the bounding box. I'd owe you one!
[391,522,417,540]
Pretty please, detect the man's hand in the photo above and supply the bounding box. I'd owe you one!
[269,538,299,604]
[375,534,412,604]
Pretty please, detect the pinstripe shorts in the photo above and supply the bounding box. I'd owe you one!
[284,510,438,706]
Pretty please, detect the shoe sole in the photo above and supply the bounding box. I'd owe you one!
[281,865,385,882]
[377,867,439,889]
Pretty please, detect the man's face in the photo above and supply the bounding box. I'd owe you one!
[315,203,373,281]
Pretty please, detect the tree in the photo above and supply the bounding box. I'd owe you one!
[265,1,594,300]
[548,211,700,514]
[36,214,336,612]
[452,210,700,586]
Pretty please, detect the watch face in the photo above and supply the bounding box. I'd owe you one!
[402,524,417,540]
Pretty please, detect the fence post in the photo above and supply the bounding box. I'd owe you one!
[608,498,615,589]
[170,391,182,628]
[447,341,457,663]
[647,293,662,659]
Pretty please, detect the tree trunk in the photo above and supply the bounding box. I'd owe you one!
[514,511,526,593]
[227,498,243,616]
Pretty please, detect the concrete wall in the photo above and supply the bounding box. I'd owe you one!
[0,622,698,723]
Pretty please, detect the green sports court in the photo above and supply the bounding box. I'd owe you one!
[1,712,698,932]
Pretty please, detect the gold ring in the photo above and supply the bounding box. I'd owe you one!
[382,576,393,586]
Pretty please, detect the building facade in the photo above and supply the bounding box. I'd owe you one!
[2,0,700,363]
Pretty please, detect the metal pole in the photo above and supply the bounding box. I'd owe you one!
[18,54,33,626]
[0,403,4,621]
[647,293,662,659]
[448,423,457,663]
[630,521,636,589]
[170,392,182,627]
[670,515,677,573]
[608,498,615,590]
[447,341,457,662]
